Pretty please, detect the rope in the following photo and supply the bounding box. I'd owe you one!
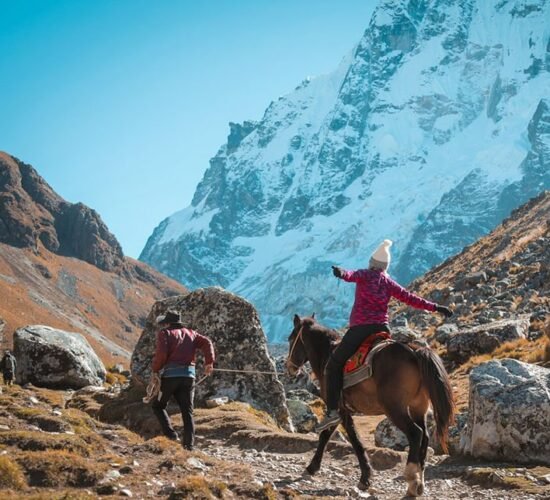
[142,372,161,403]
[212,367,284,375]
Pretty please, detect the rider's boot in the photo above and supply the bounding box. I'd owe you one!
[315,409,341,432]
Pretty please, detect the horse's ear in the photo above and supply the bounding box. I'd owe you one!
[311,312,315,319]
[293,314,301,328]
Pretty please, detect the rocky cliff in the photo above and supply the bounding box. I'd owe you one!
[0,152,125,274]
[141,0,550,341]
[0,151,186,365]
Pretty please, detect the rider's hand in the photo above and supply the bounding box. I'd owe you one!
[435,305,453,318]
[205,364,214,376]
[332,266,343,278]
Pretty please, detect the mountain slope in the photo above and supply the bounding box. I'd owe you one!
[141,0,550,341]
[0,152,185,365]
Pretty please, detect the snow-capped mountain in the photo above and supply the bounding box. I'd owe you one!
[141,0,550,342]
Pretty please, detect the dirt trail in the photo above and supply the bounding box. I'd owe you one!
[202,438,546,499]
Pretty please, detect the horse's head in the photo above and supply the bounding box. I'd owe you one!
[286,313,315,376]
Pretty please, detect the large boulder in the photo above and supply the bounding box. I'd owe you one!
[446,316,529,362]
[375,412,467,455]
[131,287,293,431]
[460,359,550,464]
[14,325,106,389]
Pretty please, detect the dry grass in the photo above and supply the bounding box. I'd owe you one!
[169,475,228,499]
[15,450,107,487]
[0,455,27,490]
[0,431,90,456]
[105,371,128,386]
[458,336,549,373]
[464,466,550,495]
[138,435,183,455]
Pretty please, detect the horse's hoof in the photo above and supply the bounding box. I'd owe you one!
[305,465,317,476]
[406,480,424,497]
[357,481,369,491]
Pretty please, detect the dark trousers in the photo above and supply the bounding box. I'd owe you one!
[325,323,390,411]
[3,370,14,385]
[151,376,195,448]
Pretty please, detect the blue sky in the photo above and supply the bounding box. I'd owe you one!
[0,0,377,258]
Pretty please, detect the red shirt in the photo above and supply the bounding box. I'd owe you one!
[340,268,436,327]
[152,327,215,372]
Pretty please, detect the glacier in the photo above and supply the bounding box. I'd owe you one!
[141,0,550,342]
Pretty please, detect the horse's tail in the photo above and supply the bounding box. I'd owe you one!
[414,346,455,453]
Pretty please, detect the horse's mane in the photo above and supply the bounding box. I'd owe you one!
[302,317,341,343]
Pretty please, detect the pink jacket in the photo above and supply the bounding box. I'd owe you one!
[152,327,215,372]
[340,268,436,327]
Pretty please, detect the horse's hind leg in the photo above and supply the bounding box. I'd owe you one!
[305,426,336,475]
[385,406,424,497]
[341,412,372,490]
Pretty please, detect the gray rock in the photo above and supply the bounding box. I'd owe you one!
[374,417,409,451]
[286,399,318,433]
[375,411,467,455]
[446,316,529,362]
[14,325,106,389]
[391,326,421,343]
[460,359,550,464]
[130,287,292,431]
[434,323,458,345]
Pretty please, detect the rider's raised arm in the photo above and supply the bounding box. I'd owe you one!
[340,269,366,283]
[386,275,437,311]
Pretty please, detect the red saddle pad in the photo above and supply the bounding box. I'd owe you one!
[343,331,392,374]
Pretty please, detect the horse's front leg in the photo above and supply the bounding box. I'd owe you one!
[341,412,373,490]
[305,426,336,475]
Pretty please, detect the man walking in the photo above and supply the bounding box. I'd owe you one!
[151,311,215,450]
[0,350,17,385]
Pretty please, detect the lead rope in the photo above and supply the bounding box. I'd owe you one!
[195,367,289,386]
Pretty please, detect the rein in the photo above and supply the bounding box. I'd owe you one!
[286,326,304,370]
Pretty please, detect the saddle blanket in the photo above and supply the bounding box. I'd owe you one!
[343,331,392,374]
[343,335,395,390]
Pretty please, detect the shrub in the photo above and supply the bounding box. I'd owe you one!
[169,475,228,499]
[0,455,27,490]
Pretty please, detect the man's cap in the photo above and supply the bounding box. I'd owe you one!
[156,310,182,325]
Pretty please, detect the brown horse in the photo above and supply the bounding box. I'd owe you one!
[286,314,455,497]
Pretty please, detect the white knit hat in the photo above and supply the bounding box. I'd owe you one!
[369,239,393,270]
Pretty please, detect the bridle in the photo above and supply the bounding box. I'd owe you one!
[286,326,304,372]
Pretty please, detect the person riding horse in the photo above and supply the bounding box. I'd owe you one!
[317,239,453,431]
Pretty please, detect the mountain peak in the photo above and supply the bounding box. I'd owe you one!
[0,152,125,274]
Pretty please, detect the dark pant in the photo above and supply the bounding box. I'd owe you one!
[152,376,195,448]
[325,323,390,411]
[3,370,14,385]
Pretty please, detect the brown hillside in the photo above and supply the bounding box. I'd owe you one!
[0,152,186,366]
[0,244,185,367]
[398,190,549,338]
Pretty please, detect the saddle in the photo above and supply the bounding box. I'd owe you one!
[343,332,394,389]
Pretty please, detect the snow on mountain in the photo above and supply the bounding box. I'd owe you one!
[141,0,550,342]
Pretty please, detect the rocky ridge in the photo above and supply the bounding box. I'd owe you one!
[0,151,186,365]
[400,190,550,342]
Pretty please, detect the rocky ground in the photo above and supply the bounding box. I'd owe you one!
[1,383,548,499]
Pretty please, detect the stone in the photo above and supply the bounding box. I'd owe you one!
[460,359,550,464]
[286,398,318,433]
[446,316,529,362]
[130,287,292,431]
[14,325,106,389]
[205,396,229,408]
[434,323,458,345]
[375,411,467,455]
[374,418,409,451]
[451,272,488,292]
